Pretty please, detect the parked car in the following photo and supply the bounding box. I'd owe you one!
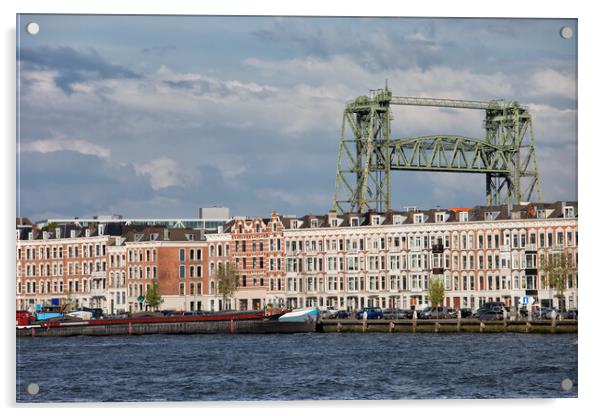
[355,307,384,320]
[418,307,432,319]
[320,307,339,319]
[541,307,560,319]
[331,310,350,319]
[481,302,509,312]
[421,306,453,319]
[382,308,408,320]
[459,308,473,318]
[562,309,578,320]
[477,310,503,321]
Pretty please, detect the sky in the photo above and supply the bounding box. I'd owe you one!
[16,15,577,221]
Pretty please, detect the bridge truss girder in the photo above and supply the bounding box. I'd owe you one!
[333,88,542,213]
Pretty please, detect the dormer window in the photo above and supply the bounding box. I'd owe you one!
[350,217,359,227]
[459,212,468,222]
[413,213,424,224]
[393,215,402,225]
[85,229,91,237]
[330,218,338,227]
[371,216,380,226]
[435,213,445,223]
[537,209,547,219]
[563,206,574,218]
[135,233,143,242]
[485,211,498,221]
[150,233,159,241]
[311,219,319,228]
[291,220,299,230]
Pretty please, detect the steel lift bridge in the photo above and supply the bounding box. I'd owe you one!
[332,86,542,214]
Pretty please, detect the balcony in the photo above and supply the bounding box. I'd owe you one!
[90,271,106,279]
[431,244,444,253]
[500,245,510,252]
[432,267,444,275]
[90,287,106,297]
[525,244,537,252]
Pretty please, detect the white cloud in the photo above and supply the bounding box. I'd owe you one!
[20,137,111,159]
[527,69,576,100]
[134,158,185,190]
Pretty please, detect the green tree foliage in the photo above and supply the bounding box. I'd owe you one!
[63,289,76,312]
[428,277,445,308]
[539,251,574,311]
[145,280,163,311]
[217,263,240,309]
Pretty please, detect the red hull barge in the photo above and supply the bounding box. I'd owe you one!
[16,309,317,337]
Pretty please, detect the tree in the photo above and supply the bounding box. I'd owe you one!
[428,277,445,318]
[63,289,76,312]
[540,250,574,311]
[145,280,163,311]
[217,263,240,310]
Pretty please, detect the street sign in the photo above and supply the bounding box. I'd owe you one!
[137,295,145,303]
[521,296,529,305]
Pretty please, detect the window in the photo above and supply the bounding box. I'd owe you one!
[351,217,359,227]
[459,212,468,222]
[435,213,445,223]
[179,265,185,279]
[563,206,574,218]
[179,249,185,262]
[413,214,424,224]
[485,211,498,221]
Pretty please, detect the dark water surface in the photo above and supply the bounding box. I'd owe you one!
[16,333,577,402]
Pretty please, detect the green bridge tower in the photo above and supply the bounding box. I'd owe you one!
[333,86,542,214]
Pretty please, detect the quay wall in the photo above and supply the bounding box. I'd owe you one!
[318,319,577,334]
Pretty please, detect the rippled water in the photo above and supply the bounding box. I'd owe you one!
[16,333,577,402]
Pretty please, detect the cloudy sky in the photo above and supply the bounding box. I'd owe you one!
[16,15,577,221]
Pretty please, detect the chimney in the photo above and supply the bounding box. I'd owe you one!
[164,228,170,240]
[43,231,48,240]
[28,232,33,240]
[85,229,91,238]
[70,229,76,238]
[217,226,224,234]
[56,228,61,239]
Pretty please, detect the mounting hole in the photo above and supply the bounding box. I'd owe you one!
[26,383,39,395]
[560,26,573,39]
[560,378,573,391]
[26,22,40,35]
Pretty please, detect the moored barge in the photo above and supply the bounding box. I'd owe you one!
[16,309,317,337]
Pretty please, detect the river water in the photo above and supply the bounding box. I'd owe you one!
[16,333,577,402]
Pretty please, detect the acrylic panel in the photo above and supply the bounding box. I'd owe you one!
[16,14,578,403]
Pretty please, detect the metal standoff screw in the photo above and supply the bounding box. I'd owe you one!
[561,378,573,391]
[26,383,39,395]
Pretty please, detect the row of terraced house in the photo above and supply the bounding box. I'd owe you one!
[15,201,578,314]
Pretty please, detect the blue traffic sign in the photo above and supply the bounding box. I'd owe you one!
[522,296,529,304]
